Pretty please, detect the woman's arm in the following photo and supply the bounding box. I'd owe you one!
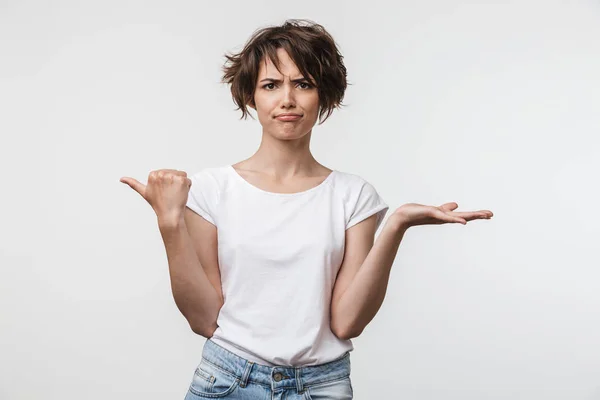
[331,202,492,339]
[159,214,223,338]
[330,214,406,340]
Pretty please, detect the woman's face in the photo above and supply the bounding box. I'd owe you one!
[251,48,319,141]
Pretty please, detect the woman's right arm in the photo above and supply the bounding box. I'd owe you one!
[159,209,223,338]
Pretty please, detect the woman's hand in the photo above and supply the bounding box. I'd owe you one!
[391,202,493,230]
[120,169,191,228]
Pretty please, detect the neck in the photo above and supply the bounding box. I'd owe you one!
[244,129,321,179]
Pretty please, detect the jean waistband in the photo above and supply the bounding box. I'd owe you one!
[201,339,351,390]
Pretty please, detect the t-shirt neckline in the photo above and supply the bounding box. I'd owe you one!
[227,165,336,196]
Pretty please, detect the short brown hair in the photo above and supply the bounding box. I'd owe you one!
[221,19,348,124]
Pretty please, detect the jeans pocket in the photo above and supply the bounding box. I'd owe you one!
[187,358,240,398]
[305,376,353,400]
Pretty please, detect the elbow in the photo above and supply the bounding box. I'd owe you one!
[190,321,218,339]
[190,323,208,337]
[335,328,361,341]
[334,330,351,341]
[189,299,223,338]
[331,314,354,341]
[332,322,358,341]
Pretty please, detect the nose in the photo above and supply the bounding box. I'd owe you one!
[280,84,296,108]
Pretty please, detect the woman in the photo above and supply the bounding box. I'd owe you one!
[121,19,493,400]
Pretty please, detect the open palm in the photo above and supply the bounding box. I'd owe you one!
[394,202,493,228]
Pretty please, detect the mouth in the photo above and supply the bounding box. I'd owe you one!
[275,114,302,121]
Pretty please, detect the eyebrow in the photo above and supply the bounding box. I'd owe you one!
[259,77,310,83]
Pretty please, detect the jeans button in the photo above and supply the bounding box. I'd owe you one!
[273,372,283,381]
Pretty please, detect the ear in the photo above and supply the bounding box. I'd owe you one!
[247,99,256,110]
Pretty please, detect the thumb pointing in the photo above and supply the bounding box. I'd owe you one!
[120,177,146,197]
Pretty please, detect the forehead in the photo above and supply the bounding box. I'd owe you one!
[257,48,301,78]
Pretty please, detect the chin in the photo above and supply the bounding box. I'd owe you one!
[267,125,308,139]
[275,132,306,141]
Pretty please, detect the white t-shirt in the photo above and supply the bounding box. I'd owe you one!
[185,165,389,367]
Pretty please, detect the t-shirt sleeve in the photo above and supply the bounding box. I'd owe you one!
[186,169,219,226]
[346,179,389,231]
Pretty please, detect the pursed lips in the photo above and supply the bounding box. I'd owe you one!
[275,113,302,121]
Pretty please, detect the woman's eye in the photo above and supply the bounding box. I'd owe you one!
[262,82,312,90]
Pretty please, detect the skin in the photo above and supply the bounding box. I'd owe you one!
[119,46,494,341]
[229,48,495,341]
[232,47,331,188]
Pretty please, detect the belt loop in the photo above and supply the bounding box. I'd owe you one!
[295,366,304,394]
[239,361,254,388]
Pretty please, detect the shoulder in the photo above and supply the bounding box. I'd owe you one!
[189,165,230,184]
[333,170,389,230]
[188,165,232,201]
[330,169,380,198]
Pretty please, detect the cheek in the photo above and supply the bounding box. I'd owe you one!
[307,94,320,111]
[306,100,320,119]
[255,95,278,114]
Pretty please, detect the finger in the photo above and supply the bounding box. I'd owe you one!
[435,208,466,225]
[156,169,187,176]
[439,202,458,211]
[439,203,493,219]
[451,211,493,220]
[120,177,146,197]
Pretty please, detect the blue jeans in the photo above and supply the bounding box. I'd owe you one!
[184,339,353,399]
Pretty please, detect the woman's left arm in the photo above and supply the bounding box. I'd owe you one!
[330,202,493,340]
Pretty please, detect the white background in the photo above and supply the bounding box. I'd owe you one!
[1,0,599,399]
